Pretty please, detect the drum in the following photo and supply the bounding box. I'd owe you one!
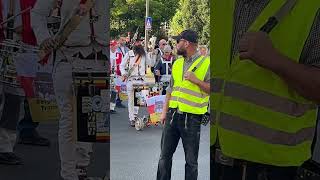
[0,55,18,84]
[0,39,39,94]
[72,61,110,143]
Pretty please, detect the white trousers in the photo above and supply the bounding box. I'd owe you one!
[0,128,16,153]
[53,61,93,180]
[126,79,144,121]
[0,85,24,153]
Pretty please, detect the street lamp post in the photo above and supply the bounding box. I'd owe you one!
[145,0,149,51]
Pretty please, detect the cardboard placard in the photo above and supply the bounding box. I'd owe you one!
[28,98,60,122]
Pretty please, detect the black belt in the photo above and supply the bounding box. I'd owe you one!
[168,108,203,118]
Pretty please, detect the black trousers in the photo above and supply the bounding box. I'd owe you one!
[210,146,298,180]
[157,109,202,180]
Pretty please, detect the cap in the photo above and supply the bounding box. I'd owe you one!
[172,29,198,43]
[110,40,117,46]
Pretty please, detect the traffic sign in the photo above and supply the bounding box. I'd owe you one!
[146,17,152,30]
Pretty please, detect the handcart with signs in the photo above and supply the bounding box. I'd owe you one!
[72,59,110,143]
[133,81,165,131]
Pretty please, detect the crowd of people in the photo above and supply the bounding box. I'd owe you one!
[108,35,209,127]
[0,0,210,180]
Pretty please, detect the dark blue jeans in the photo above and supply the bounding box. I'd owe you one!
[211,147,297,180]
[157,109,202,180]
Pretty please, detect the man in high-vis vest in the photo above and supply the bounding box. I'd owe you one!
[211,1,320,179]
[156,29,210,180]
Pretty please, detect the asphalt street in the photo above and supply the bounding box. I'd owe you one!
[110,104,210,180]
[0,121,109,180]
[0,101,210,180]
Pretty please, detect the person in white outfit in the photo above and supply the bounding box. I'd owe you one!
[31,0,108,179]
[0,0,24,165]
[120,39,148,127]
[109,40,118,114]
[114,36,129,108]
[0,0,51,165]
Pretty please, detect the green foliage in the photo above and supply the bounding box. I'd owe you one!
[110,0,179,39]
[169,0,210,45]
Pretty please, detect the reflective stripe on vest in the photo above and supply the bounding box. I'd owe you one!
[173,87,205,98]
[212,78,316,117]
[170,96,208,108]
[220,112,315,146]
[169,56,209,114]
[211,0,319,166]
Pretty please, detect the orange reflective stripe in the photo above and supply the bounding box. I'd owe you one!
[220,113,315,146]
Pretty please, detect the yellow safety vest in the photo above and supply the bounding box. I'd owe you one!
[211,0,319,166]
[169,56,210,115]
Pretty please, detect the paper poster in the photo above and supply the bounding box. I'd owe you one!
[96,113,108,133]
[150,113,161,123]
[92,95,103,111]
[28,98,60,122]
[82,96,92,113]
[146,95,166,117]
[119,92,128,101]
[29,72,60,122]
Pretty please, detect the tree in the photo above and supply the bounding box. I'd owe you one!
[110,0,179,39]
[169,0,210,45]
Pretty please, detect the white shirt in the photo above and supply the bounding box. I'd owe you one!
[110,49,116,69]
[117,45,129,58]
[120,50,148,77]
[31,0,108,59]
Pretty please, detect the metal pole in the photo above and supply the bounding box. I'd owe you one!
[144,0,149,51]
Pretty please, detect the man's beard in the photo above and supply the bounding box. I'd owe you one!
[177,49,187,58]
